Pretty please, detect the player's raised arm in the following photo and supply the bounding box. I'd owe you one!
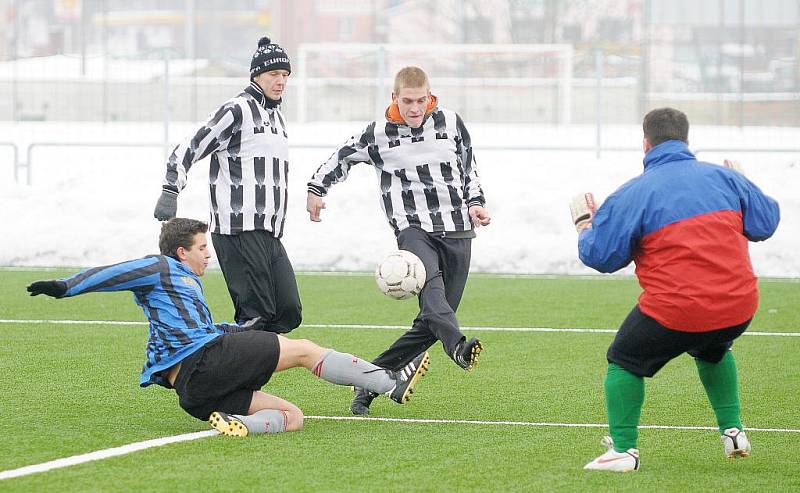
[306,123,377,223]
[27,257,163,299]
[569,192,596,232]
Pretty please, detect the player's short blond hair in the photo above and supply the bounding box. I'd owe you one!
[393,66,429,94]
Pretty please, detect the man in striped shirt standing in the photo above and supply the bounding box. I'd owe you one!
[307,66,491,416]
[153,36,301,335]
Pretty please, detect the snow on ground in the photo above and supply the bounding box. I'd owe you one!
[1,121,797,277]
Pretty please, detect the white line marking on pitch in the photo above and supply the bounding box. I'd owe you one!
[1,417,798,481]
[0,319,798,337]
[0,430,217,481]
[306,416,800,433]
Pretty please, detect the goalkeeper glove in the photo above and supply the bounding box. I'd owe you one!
[27,280,67,298]
[723,159,744,175]
[569,192,596,232]
[153,189,178,221]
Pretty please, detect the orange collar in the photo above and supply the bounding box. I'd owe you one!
[385,94,438,125]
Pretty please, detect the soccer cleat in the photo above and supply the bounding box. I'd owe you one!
[584,436,640,472]
[452,337,482,371]
[209,411,249,437]
[388,351,430,404]
[350,387,379,416]
[722,428,751,458]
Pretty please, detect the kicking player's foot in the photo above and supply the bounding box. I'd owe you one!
[350,387,379,416]
[452,337,482,371]
[722,428,751,458]
[388,351,431,404]
[209,411,249,437]
[584,436,640,472]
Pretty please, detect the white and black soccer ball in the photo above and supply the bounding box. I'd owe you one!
[375,250,427,300]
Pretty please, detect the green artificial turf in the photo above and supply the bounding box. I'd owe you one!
[1,269,798,492]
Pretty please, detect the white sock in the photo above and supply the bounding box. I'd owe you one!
[234,409,288,434]
[311,349,394,393]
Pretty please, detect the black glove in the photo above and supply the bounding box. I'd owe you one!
[153,189,179,221]
[217,317,263,333]
[27,280,68,298]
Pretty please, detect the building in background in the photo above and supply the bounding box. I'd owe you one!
[0,0,798,125]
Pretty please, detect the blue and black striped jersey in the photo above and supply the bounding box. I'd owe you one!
[61,255,234,388]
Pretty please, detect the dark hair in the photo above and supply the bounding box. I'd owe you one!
[643,107,689,147]
[159,218,208,259]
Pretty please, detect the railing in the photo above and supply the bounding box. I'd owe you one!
[0,142,20,183]
[12,141,800,186]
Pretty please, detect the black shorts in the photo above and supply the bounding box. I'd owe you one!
[607,305,750,378]
[173,331,281,420]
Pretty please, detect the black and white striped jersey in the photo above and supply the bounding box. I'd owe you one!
[161,81,290,237]
[308,107,486,234]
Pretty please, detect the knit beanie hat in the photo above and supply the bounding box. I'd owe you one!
[250,36,291,78]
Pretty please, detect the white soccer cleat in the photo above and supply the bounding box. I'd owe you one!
[584,436,640,472]
[721,428,751,458]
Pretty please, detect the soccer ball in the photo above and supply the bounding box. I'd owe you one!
[375,250,427,300]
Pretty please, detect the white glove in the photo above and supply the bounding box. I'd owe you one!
[569,193,596,232]
[723,159,744,175]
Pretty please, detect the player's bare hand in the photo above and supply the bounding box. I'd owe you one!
[307,192,326,222]
[469,205,491,227]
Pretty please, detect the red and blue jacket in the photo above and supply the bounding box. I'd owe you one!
[578,140,780,332]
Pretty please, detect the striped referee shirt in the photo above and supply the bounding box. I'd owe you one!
[161,81,290,237]
[308,106,486,234]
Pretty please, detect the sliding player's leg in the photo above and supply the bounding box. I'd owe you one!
[277,335,429,404]
[210,391,302,437]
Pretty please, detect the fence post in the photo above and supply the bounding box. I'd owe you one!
[375,45,387,118]
[297,45,307,123]
[595,48,604,159]
[559,44,573,126]
[163,49,171,159]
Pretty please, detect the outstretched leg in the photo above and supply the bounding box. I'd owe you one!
[276,335,428,400]
[275,336,392,392]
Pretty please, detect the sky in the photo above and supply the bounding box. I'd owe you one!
[1,121,797,278]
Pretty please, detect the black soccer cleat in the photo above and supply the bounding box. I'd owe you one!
[209,411,249,437]
[350,387,379,416]
[389,351,430,404]
[452,337,482,371]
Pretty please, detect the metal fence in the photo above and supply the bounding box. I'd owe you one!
[1,0,798,127]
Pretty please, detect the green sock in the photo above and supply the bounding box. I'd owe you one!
[696,351,743,433]
[604,363,644,452]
